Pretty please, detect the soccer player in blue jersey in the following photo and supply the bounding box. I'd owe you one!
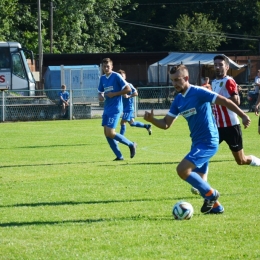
[117,69,152,136]
[144,65,250,214]
[98,58,137,161]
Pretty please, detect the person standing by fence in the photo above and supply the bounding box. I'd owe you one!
[254,70,260,99]
[254,76,260,134]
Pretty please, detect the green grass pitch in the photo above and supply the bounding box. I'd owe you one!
[1,115,260,259]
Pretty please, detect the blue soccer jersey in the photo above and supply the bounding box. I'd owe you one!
[98,72,128,114]
[59,91,69,101]
[122,83,136,112]
[168,86,219,146]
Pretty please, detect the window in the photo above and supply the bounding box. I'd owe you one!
[12,54,26,79]
[0,47,11,69]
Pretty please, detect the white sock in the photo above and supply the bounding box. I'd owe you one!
[250,155,260,166]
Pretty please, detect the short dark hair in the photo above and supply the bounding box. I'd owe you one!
[213,55,229,65]
[117,69,126,76]
[102,58,113,65]
[169,64,188,75]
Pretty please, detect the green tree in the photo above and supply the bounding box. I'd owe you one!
[0,0,132,54]
[51,0,132,53]
[118,1,170,52]
[206,0,260,53]
[119,0,260,54]
[165,13,226,52]
[0,0,18,41]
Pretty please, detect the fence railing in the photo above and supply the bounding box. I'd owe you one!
[0,85,254,122]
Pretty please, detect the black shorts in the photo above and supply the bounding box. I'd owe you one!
[60,100,68,106]
[218,124,243,152]
[258,117,260,126]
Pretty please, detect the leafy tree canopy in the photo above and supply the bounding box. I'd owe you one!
[0,0,260,55]
[0,0,132,54]
[165,13,227,52]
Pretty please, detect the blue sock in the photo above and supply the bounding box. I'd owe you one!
[120,124,126,135]
[114,133,133,146]
[211,202,224,213]
[106,137,123,159]
[130,121,145,128]
[185,172,215,199]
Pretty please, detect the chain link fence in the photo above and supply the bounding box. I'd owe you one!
[0,89,97,122]
[0,86,253,122]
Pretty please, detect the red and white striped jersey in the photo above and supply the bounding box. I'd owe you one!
[211,76,240,128]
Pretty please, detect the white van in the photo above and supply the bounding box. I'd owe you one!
[0,42,36,95]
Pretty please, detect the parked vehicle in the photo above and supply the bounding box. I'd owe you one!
[0,41,35,95]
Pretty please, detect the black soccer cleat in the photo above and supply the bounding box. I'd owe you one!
[201,190,220,214]
[129,142,137,158]
[146,124,152,135]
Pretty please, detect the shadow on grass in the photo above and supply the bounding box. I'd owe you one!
[0,159,233,169]
[104,159,234,166]
[1,144,90,149]
[0,215,174,228]
[0,161,95,168]
[1,196,196,209]
[18,143,90,149]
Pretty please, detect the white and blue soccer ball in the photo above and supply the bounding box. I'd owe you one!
[172,201,194,220]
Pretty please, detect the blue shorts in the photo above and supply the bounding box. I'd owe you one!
[102,113,121,129]
[185,142,218,174]
[122,111,135,121]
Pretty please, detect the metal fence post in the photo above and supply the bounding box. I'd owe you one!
[134,96,137,118]
[70,90,73,120]
[1,90,5,122]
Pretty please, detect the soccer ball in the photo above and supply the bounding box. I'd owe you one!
[172,201,194,220]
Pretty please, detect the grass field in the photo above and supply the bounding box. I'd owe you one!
[1,115,260,259]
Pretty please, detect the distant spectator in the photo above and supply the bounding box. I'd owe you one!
[59,84,69,117]
[254,70,260,134]
[254,70,260,95]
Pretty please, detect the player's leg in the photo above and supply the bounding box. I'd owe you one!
[120,117,127,135]
[61,102,66,115]
[232,150,260,166]
[258,117,260,134]
[226,125,260,166]
[102,114,124,160]
[128,111,152,135]
[193,165,223,214]
[177,143,222,213]
[191,166,208,195]
[105,113,137,158]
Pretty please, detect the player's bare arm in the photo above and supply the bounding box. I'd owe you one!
[215,95,250,128]
[229,93,240,106]
[106,85,131,98]
[98,92,105,102]
[144,109,175,129]
[128,92,138,98]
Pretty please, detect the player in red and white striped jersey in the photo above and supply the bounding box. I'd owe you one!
[212,54,260,166]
